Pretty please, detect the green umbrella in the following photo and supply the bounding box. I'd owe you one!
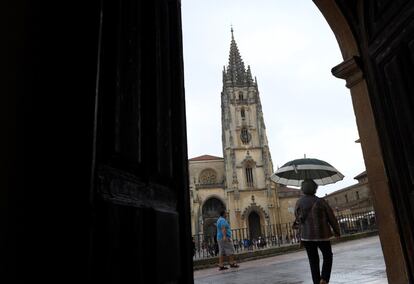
[270,158,344,186]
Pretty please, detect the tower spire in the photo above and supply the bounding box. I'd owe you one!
[226,27,247,86]
[246,65,253,84]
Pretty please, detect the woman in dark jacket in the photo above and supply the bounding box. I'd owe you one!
[294,179,341,284]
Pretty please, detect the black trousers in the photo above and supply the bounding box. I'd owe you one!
[302,241,333,284]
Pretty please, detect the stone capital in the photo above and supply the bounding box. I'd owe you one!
[332,56,364,88]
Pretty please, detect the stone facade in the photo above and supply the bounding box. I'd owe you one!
[324,171,373,214]
[189,30,300,238]
[278,186,303,224]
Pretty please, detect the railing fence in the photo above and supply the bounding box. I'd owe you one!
[192,210,377,259]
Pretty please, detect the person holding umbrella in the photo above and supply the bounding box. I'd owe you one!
[294,178,341,284]
[271,157,344,284]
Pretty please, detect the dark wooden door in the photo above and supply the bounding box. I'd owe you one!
[248,212,261,240]
[89,0,193,283]
[2,0,193,283]
[336,0,414,279]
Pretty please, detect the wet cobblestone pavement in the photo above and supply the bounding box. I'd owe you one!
[194,236,387,284]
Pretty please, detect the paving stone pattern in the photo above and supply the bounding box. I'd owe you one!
[194,236,387,284]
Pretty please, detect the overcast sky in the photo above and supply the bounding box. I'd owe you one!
[181,0,366,197]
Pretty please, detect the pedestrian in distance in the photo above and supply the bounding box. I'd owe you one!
[216,210,239,270]
[293,179,341,284]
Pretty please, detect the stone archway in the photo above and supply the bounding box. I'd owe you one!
[314,1,411,281]
[202,197,226,241]
[241,203,269,221]
[248,211,262,240]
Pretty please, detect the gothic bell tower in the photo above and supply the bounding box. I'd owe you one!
[221,29,278,228]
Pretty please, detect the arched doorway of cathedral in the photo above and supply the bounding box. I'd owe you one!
[248,211,262,240]
[202,197,226,242]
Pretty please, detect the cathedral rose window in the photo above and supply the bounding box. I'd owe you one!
[199,169,218,184]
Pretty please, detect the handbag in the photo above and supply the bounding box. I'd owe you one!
[292,198,319,248]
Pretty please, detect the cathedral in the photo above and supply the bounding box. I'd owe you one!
[189,30,301,240]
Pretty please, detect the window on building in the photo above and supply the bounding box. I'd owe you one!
[335,197,338,204]
[345,194,348,203]
[241,108,245,119]
[240,128,250,144]
[245,166,254,187]
[239,92,244,100]
[356,191,360,200]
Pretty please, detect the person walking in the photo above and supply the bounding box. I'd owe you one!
[216,210,239,270]
[294,179,341,284]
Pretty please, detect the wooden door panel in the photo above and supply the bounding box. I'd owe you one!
[368,10,414,281]
[335,0,414,278]
[91,0,192,282]
[364,0,410,42]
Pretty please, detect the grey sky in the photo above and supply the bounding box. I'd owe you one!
[181,0,365,197]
